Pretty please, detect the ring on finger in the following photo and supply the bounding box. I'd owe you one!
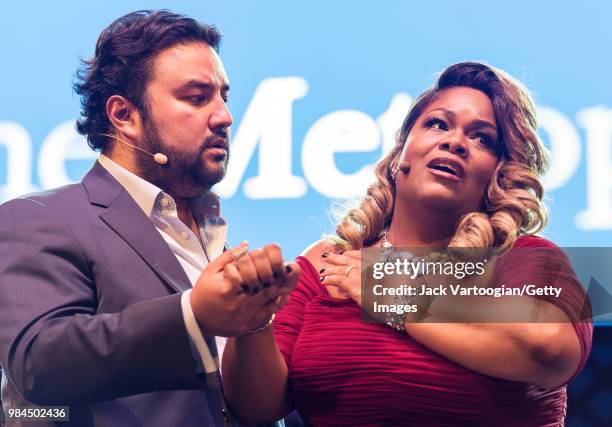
[345,265,356,277]
[232,245,249,261]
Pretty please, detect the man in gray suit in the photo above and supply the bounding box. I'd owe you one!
[0,10,299,426]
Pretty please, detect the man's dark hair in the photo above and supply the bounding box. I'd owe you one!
[74,10,222,151]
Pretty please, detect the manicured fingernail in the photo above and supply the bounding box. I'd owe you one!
[320,276,325,282]
[321,252,329,258]
[338,249,345,255]
[285,265,292,274]
[319,268,325,274]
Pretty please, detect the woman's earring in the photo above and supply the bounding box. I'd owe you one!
[389,166,399,183]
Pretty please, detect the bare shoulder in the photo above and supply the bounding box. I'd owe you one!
[301,239,337,272]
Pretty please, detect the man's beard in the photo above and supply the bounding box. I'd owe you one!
[135,111,230,198]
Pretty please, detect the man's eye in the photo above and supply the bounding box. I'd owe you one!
[187,95,206,104]
[424,118,447,131]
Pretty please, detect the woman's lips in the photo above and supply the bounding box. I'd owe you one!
[427,157,465,179]
[427,166,462,182]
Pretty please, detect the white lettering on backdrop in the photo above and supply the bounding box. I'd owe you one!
[0,77,610,230]
[576,106,612,229]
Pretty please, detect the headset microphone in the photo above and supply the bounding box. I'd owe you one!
[102,134,168,165]
[152,152,169,165]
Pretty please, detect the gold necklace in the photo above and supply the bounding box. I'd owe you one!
[380,228,451,265]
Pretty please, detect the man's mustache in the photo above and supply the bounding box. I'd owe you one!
[201,129,230,154]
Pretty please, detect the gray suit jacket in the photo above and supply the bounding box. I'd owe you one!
[0,162,228,426]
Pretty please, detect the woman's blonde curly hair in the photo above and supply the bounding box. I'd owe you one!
[333,62,548,251]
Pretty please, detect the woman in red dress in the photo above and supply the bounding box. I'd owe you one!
[222,62,592,426]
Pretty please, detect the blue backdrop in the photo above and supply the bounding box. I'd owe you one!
[0,0,612,426]
[1,1,612,259]
[1,2,612,425]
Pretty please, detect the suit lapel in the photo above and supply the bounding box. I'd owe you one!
[83,162,192,294]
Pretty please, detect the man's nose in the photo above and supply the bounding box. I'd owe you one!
[210,97,233,130]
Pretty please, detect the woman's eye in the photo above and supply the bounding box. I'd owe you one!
[473,134,494,147]
[425,118,447,131]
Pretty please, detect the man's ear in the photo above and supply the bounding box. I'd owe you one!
[106,95,142,141]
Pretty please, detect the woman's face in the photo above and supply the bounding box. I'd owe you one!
[396,86,500,216]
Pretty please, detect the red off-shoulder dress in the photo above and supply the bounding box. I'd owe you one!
[273,236,592,426]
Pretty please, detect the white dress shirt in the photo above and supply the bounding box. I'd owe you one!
[98,154,226,374]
